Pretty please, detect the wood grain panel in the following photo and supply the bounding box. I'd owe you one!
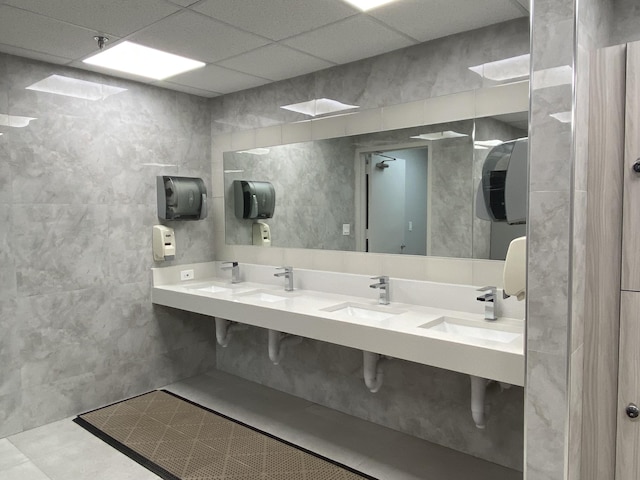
[615,291,640,479]
[582,44,626,480]
[622,41,640,291]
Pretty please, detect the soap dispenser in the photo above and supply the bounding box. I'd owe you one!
[152,225,176,261]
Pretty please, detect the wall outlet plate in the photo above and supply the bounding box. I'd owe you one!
[180,269,194,281]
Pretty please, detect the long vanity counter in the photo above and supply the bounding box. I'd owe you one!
[152,262,525,387]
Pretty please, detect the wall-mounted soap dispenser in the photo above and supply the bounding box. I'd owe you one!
[476,138,528,224]
[152,225,176,261]
[233,180,275,219]
[157,176,207,220]
[252,221,271,247]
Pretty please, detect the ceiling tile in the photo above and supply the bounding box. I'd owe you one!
[369,0,526,43]
[4,0,180,38]
[0,42,72,65]
[192,0,358,41]
[153,80,220,98]
[0,6,110,60]
[130,10,270,63]
[218,44,334,81]
[168,64,271,94]
[282,15,416,64]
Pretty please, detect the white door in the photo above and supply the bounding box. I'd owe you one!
[368,155,406,254]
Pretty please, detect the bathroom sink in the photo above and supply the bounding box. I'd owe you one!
[420,317,521,344]
[233,289,298,303]
[321,302,406,321]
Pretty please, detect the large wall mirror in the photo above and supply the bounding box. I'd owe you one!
[223,108,527,261]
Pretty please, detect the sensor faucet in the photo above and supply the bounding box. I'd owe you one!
[221,261,240,283]
[274,266,294,291]
[370,276,390,305]
[476,286,497,321]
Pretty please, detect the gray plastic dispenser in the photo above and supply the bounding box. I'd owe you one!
[233,180,276,219]
[476,138,528,225]
[157,176,207,220]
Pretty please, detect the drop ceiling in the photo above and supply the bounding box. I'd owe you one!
[0,0,529,98]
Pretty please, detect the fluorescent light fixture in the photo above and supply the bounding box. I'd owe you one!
[26,75,127,100]
[83,41,205,80]
[0,113,37,128]
[410,131,468,141]
[224,169,245,174]
[280,98,359,117]
[237,148,271,155]
[474,139,503,148]
[550,111,572,123]
[469,54,530,81]
[342,0,398,11]
[141,163,177,167]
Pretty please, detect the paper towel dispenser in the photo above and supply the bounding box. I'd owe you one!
[234,180,275,219]
[476,138,528,225]
[157,176,207,220]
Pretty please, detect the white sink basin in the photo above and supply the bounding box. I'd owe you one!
[234,289,298,303]
[322,302,405,321]
[420,316,521,344]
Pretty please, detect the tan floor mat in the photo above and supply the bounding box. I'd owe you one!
[74,390,376,480]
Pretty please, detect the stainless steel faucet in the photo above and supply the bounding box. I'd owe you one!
[274,266,294,291]
[370,276,390,305]
[221,261,240,283]
[476,286,497,321]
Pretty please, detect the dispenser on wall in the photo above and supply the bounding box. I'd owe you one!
[152,225,176,261]
[157,176,207,220]
[476,138,528,225]
[252,222,272,247]
[233,180,276,219]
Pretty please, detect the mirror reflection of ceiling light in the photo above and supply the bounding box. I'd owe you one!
[237,148,271,155]
[474,139,504,148]
[224,169,245,174]
[0,114,37,128]
[26,75,127,100]
[141,163,177,167]
[550,111,572,123]
[469,54,530,81]
[410,131,468,141]
[280,98,359,117]
[342,0,398,11]
[83,41,205,80]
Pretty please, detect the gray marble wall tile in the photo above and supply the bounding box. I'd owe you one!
[610,0,640,46]
[1,52,216,437]
[524,350,568,480]
[0,391,22,438]
[216,326,524,471]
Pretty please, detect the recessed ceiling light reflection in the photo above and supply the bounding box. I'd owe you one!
[342,0,398,11]
[141,163,177,167]
[410,131,468,141]
[0,114,37,128]
[474,139,503,148]
[281,98,359,117]
[469,54,530,81]
[83,41,205,80]
[224,169,245,174]
[550,111,572,123]
[237,148,271,155]
[26,75,127,100]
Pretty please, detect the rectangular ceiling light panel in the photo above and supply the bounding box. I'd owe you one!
[410,131,468,141]
[26,75,127,100]
[469,54,530,81]
[342,0,399,11]
[280,98,359,117]
[83,41,205,80]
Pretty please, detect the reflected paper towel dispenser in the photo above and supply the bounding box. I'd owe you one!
[157,176,207,220]
[476,138,528,225]
[234,180,275,219]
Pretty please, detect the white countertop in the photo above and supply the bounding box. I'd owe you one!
[151,263,525,386]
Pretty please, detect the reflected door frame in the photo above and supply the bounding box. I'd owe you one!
[354,140,431,253]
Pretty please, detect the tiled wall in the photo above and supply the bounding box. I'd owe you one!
[0,53,217,437]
